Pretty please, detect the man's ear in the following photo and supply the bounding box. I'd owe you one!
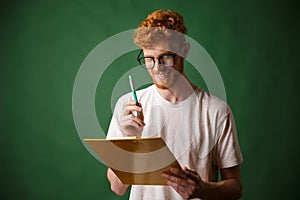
[181,42,190,59]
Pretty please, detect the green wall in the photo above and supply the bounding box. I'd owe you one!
[1,0,299,199]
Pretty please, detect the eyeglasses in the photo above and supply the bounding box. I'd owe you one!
[137,49,177,69]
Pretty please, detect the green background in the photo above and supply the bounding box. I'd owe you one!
[1,0,299,199]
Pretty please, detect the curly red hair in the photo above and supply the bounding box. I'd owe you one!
[133,10,187,49]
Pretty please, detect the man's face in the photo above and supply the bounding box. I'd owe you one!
[142,43,184,90]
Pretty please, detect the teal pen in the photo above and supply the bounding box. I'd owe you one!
[129,75,140,115]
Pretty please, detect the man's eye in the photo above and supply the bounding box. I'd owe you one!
[145,58,153,62]
[163,55,172,60]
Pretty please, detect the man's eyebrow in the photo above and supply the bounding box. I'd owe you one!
[144,51,173,57]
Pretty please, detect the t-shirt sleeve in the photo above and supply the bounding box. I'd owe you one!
[216,106,243,169]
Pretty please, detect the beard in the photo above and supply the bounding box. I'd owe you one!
[151,60,184,90]
[153,70,181,90]
[155,83,169,90]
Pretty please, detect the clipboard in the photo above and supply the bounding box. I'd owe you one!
[84,137,180,185]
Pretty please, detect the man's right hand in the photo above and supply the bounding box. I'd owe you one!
[120,100,145,137]
[107,168,129,196]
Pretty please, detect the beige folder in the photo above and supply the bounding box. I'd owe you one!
[84,137,180,185]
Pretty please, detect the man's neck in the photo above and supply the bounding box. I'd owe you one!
[155,74,196,103]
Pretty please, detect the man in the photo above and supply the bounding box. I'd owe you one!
[106,10,243,200]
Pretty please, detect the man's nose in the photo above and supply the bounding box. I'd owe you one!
[152,59,164,72]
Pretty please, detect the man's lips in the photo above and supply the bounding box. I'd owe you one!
[154,71,170,80]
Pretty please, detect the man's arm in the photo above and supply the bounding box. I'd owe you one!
[106,99,144,196]
[162,165,242,200]
[107,168,130,196]
[200,165,242,200]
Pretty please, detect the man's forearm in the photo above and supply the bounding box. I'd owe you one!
[200,178,243,200]
[107,168,129,196]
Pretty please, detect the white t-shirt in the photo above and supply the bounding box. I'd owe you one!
[107,85,243,200]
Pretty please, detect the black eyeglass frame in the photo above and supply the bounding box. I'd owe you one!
[136,49,178,69]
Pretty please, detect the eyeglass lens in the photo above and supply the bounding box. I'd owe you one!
[140,55,175,69]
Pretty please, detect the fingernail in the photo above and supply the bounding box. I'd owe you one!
[171,168,177,173]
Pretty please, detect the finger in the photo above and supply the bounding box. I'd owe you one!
[167,182,188,198]
[167,181,193,199]
[163,170,199,199]
[125,101,144,119]
[125,107,144,122]
[163,173,187,185]
[122,118,143,129]
[182,166,197,175]
[163,173,195,192]
[124,114,145,127]
[165,168,198,188]
[182,166,200,181]
[126,101,143,115]
[169,167,201,185]
[125,100,143,107]
[125,100,137,106]
[170,167,187,179]
[129,114,145,127]
[123,105,143,115]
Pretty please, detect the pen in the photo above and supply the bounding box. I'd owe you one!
[129,75,140,115]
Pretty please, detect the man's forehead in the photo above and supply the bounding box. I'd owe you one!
[142,43,179,54]
[143,40,180,50]
[142,47,172,56]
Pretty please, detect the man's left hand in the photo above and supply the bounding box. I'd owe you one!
[162,166,204,199]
